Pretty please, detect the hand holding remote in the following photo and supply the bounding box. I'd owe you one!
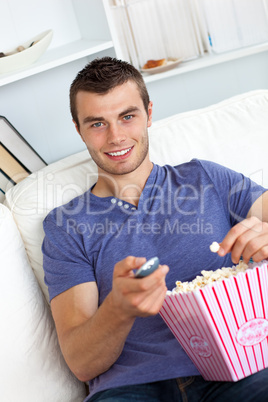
[135,257,160,278]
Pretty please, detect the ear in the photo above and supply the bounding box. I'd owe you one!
[147,101,153,128]
[73,119,85,143]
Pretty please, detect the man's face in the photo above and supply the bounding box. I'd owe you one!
[74,81,153,176]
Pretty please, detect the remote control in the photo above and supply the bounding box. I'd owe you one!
[135,257,160,278]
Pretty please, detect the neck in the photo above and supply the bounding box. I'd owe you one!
[92,159,153,206]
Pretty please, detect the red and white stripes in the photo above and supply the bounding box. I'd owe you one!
[160,261,268,382]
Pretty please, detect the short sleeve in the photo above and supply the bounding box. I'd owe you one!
[197,159,267,225]
[42,213,95,302]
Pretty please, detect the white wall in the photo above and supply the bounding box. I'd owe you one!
[147,51,268,120]
[1,49,268,164]
[0,0,268,164]
[0,49,115,164]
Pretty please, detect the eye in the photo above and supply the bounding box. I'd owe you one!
[92,122,104,128]
[123,115,133,121]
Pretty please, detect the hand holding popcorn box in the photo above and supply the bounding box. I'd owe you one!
[160,260,268,381]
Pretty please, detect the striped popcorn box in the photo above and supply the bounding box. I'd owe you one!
[160,261,268,381]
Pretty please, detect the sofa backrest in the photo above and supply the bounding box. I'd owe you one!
[0,203,87,401]
[149,89,268,186]
[5,89,268,302]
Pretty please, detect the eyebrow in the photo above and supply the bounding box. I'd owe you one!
[82,106,141,125]
[118,106,140,118]
[82,115,105,125]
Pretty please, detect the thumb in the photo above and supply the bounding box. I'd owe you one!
[113,256,146,278]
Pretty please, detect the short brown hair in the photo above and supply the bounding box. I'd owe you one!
[70,57,150,129]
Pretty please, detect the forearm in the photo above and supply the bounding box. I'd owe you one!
[52,257,169,382]
[247,190,268,222]
[59,292,135,382]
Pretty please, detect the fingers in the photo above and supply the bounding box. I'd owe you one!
[112,256,169,318]
[129,265,169,316]
[113,256,146,278]
[219,216,268,264]
[118,262,169,295]
[131,280,168,316]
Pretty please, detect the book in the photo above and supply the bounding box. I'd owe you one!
[0,144,29,184]
[0,116,47,173]
[200,0,268,53]
[103,0,202,70]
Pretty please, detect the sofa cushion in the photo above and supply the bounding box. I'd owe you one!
[149,89,268,187]
[4,89,268,303]
[0,203,86,401]
[5,151,96,301]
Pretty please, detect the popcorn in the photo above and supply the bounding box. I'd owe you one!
[160,260,268,382]
[172,260,249,294]
[209,241,220,253]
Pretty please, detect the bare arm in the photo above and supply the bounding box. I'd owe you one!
[51,256,169,382]
[219,191,268,263]
[247,190,268,222]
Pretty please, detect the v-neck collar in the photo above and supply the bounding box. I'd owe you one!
[89,163,158,210]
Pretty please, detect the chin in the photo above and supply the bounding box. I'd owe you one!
[102,163,138,176]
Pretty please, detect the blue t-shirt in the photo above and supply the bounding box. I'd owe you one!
[42,160,266,399]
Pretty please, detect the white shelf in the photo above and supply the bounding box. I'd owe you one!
[2,37,268,89]
[0,39,113,86]
[143,42,268,83]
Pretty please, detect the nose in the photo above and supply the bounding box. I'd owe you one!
[107,123,126,145]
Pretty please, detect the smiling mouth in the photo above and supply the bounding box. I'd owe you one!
[106,147,133,157]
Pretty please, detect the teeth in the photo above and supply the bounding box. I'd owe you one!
[108,147,132,156]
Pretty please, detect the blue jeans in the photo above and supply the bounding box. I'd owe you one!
[89,368,268,401]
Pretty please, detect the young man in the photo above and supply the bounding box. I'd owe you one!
[42,57,268,401]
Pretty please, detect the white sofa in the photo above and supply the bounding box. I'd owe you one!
[1,89,268,401]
